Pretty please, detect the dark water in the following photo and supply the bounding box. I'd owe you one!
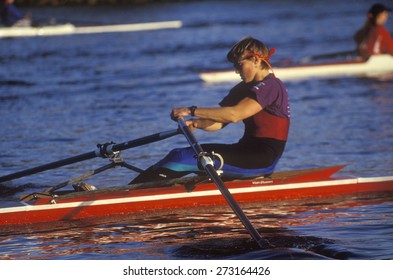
[0,0,393,260]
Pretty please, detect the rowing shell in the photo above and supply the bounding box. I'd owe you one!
[199,54,393,83]
[1,166,392,227]
[0,20,182,38]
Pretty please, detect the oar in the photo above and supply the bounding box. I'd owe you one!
[177,118,269,248]
[300,49,358,63]
[0,129,180,183]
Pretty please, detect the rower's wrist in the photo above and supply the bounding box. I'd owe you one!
[188,106,197,116]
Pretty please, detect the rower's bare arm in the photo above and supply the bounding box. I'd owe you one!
[171,109,224,131]
[195,97,262,123]
[171,98,261,130]
[191,118,224,131]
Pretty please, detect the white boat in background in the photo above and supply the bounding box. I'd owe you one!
[0,20,182,38]
[0,23,76,38]
[74,20,182,35]
[199,54,393,83]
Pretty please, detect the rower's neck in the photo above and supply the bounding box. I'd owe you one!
[254,69,270,82]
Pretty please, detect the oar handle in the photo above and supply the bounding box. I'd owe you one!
[177,118,268,248]
[176,119,201,154]
[0,129,180,183]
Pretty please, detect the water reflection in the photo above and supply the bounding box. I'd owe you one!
[1,192,391,260]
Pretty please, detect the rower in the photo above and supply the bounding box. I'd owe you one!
[131,37,290,184]
[0,0,31,27]
[354,3,393,58]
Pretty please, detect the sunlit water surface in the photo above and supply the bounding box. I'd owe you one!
[0,0,392,259]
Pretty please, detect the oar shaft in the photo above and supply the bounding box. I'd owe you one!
[0,129,180,183]
[301,49,358,63]
[311,50,357,60]
[0,151,97,183]
[112,129,179,152]
[177,119,267,248]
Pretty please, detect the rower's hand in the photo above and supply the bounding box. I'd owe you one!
[185,119,197,132]
[171,107,190,121]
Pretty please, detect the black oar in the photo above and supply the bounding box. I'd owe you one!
[177,118,269,248]
[300,49,358,63]
[0,129,180,183]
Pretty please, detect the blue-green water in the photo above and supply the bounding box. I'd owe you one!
[0,0,392,260]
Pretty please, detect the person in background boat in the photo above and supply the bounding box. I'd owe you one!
[131,36,290,184]
[354,3,393,58]
[0,0,31,27]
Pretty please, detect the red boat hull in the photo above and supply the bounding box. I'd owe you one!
[1,166,392,227]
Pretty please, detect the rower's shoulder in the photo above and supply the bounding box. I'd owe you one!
[253,75,284,89]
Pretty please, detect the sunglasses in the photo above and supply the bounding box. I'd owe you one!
[233,56,254,70]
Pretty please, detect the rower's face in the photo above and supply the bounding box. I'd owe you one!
[234,56,258,83]
[376,11,389,25]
